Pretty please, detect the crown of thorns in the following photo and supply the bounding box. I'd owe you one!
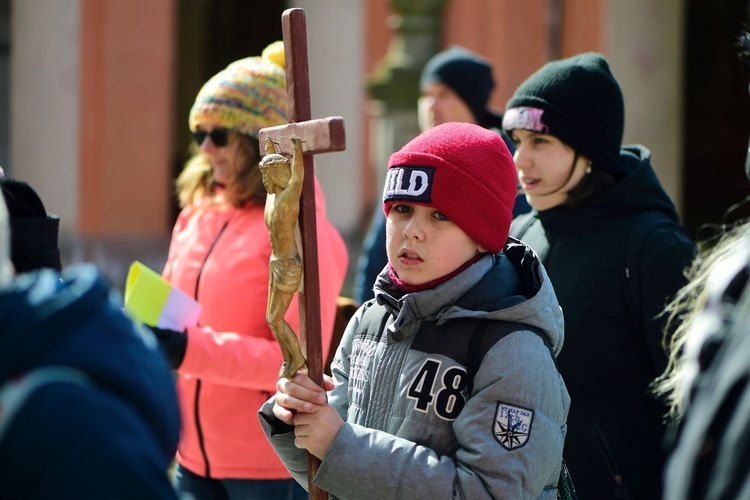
[259,153,290,170]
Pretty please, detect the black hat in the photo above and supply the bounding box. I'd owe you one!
[503,52,624,174]
[0,178,62,273]
[420,46,497,127]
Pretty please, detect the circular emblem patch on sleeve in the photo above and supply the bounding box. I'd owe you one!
[494,402,534,450]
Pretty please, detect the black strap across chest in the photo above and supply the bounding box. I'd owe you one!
[465,319,556,395]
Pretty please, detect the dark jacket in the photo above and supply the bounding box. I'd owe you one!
[510,145,695,500]
[0,265,180,499]
[0,178,62,273]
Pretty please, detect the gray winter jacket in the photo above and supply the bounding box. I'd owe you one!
[260,240,570,499]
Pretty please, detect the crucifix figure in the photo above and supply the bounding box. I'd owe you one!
[260,135,306,379]
[258,8,346,499]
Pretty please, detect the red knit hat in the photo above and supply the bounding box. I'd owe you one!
[383,122,516,253]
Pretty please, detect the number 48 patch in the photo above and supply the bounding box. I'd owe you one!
[407,358,469,420]
[406,359,535,449]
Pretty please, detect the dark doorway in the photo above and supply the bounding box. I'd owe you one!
[171,0,286,220]
[683,0,750,243]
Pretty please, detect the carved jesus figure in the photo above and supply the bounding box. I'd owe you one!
[260,135,306,378]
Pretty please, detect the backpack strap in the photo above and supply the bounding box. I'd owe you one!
[621,214,685,329]
[511,212,549,261]
[465,319,555,395]
[0,367,93,446]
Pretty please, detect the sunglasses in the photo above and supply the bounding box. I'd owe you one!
[192,128,230,148]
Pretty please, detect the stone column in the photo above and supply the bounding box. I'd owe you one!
[365,0,446,207]
[605,0,686,212]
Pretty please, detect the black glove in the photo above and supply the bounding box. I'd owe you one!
[148,326,188,370]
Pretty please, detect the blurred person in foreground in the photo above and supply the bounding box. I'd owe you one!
[656,27,750,500]
[0,181,180,498]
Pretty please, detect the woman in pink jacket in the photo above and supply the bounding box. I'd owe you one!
[153,43,349,500]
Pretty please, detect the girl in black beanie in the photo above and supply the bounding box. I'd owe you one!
[504,52,696,500]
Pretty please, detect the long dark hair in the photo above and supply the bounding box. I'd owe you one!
[556,153,616,208]
[566,168,616,207]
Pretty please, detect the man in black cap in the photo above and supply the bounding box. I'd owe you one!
[418,46,509,136]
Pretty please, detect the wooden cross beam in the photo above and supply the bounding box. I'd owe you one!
[258,8,346,500]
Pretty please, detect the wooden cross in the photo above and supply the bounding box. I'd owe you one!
[258,8,345,500]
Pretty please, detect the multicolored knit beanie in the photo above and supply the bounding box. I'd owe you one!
[383,122,516,254]
[503,52,624,174]
[188,41,288,138]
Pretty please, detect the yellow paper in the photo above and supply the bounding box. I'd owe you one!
[124,261,171,327]
[124,261,202,330]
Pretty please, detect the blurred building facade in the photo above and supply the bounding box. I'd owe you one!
[1,0,748,291]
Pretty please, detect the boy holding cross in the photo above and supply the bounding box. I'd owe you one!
[260,122,570,499]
